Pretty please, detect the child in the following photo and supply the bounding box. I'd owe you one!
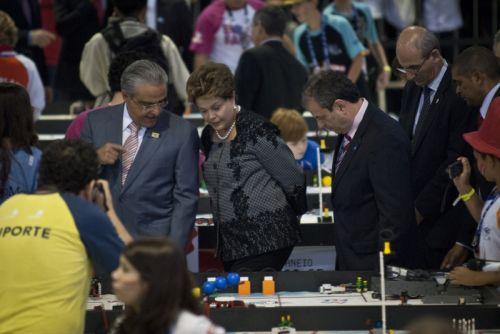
[110,238,225,334]
[271,108,324,170]
[449,98,500,286]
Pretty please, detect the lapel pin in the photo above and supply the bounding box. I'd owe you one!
[151,132,160,139]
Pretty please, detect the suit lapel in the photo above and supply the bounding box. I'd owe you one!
[405,86,422,138]
[121,111,170,193]
[332,104,372,190]
[106,106,125,195]
[411,68,451,155]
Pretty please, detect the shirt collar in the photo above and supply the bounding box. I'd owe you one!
[427,60,448,93]
[260,38,282,46]
[479,82,500,119]
[122,103,135,132]
[347,98,368,139]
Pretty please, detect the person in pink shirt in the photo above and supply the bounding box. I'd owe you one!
[65,51,146,140]
[190,0,264,73]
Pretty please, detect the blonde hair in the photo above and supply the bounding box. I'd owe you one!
[0,11,18,46]
[270,108,308,142]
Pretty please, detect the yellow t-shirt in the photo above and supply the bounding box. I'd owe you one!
[0,193,123,334]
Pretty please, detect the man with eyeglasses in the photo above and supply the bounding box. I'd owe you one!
[81,60,199,249]
[396,26,475,270]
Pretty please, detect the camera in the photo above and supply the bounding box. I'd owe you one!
[91,182,109,212]
[446,161,463,179]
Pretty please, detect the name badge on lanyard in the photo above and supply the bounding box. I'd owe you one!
[306,16,346,74]
[306,16,331,73]
[472,191,500,254]
[225,5,251,50]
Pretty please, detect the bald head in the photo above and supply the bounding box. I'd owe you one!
[396,26,440,58]
[396,26,443,87]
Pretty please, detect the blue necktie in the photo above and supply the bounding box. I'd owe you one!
[413,86,432,137]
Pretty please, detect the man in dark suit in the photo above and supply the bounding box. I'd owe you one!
[396,26,475,269]
[440,46,500,269]
[0,0,55,95]
[81,60,199,248]
[54,0,111,101]
[235,6,308,120]
[146,0,194,69]
[452,46,500,122]
[303,71,415,270]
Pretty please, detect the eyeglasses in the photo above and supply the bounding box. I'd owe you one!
[131,98,167,112]
[396,51,434,76]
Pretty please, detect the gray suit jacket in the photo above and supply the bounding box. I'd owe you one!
[81,104,199,247]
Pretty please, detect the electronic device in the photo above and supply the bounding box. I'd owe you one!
[446,161,463,179]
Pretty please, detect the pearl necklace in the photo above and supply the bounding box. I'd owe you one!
[215,105,240,141]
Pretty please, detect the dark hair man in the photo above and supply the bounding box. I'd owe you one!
[0,140,130,333]
[303,70,415,270]
[234,6,308,119]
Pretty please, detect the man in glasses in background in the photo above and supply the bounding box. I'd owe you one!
[81,59,199,249]
[396,26,475,270]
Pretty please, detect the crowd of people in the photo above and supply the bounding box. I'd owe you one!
[0,0,499,333]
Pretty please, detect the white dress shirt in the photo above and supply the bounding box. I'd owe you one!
[122,104,147,161]
[479,83,500,119]
[146,0,157,30]
[347,98,369,140]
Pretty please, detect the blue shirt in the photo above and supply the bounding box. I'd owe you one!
[293,14,364,74]
[297,140,325,171]
[1,147,42,204]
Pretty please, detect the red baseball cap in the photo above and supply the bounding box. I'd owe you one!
[463,97,500,159]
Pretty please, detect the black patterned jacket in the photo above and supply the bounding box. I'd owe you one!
[201,111,307,261]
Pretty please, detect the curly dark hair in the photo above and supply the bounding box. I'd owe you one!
[38,140,100,194]
[0,83,37,196]
[108,51,149,94]
[116,238,201,334]
[186,62,234,104]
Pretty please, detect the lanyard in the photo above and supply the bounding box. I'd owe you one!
[226,5,250,29]
[226,5,250,49]
[306,15,330,72]
[472,190,500,251]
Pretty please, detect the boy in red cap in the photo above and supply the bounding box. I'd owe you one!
[449,97,500,286]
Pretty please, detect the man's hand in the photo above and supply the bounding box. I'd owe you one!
[452,157,472,195]
[415,208,423,225]
[29,29,56,48]
[449,266,480,286]
[97,143,125,165]
[441,244,469,270]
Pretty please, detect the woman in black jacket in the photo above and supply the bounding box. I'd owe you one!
[187,62,307,271]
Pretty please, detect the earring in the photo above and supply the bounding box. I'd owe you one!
[233,105,241,113]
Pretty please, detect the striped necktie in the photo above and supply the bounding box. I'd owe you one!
[122,122,139,185]
[335,134,352,173]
